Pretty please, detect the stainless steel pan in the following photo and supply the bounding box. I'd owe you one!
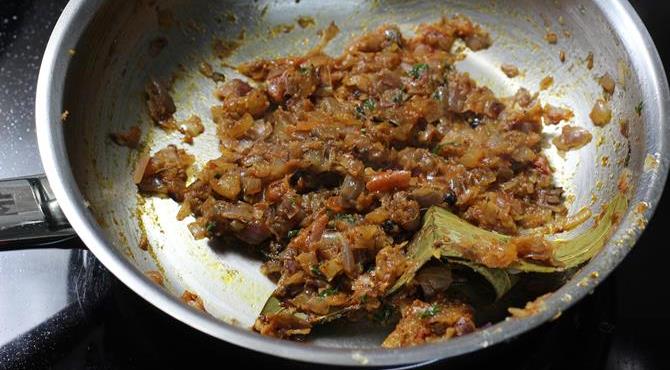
[1,0,668,366]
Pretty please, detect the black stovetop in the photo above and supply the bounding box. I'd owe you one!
[1,1,668,369]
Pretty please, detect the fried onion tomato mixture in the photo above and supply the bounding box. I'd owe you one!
[138,16,573,347]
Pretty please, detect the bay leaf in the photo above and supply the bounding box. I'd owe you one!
[389,193,627,294]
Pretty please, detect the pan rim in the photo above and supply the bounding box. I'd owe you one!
[35,0,669,366]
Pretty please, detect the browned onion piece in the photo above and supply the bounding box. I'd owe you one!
[133,154,151,184]
[599,73,616,94]
[178,115,204,143]
[241,176,262,195]
[552,125,593,151]
[110,126,142,148]
[590,99,612,126]
[145,79,176,128]
[501,64,519,78]
[340,236,356,275]
[543,104,574,125]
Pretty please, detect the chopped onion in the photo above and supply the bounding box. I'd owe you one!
[133,154,151,184]
[241,176,262,195]
[176,201,191,221]
[340,175,364,204]
[188,221,207,239]
[543,104,574,125]
[340,237,356,274]
[211,172,241,200]
[500,64,519,78]
[598,73,616,94]
[552,125,592,151]
[229,113,254,139]
[410,187,444,208]
[178,115,204,138]
[237,222,272,245]
[320,258,343,281]
[590,99,612,126]
[307,214,329,246]
[218,202,255,221]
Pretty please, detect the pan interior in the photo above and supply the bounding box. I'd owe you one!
[61,0,649,350]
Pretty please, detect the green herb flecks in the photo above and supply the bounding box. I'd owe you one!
[635,101,644,116]
[392,90,408,104]
[355,105,366,119]
[287,229,300,240]
[432,86,447,101]
[206,221,217,233]
[409,63,429,79]
[419,304,441,319]
[363,98,376,111]
[310,265,323,277]
[335,213,357,224]
[319,288,338,298]
[373,304,395,323]
[298,65,313,75]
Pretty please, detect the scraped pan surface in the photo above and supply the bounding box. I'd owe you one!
[49,0,666,366]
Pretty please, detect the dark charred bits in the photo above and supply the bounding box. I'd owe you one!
[382,219,400,234]
[432,86,447,101]
[289,169,307,186]
[384,28,402,45]
[290,170,342,193]
[466,114,482,128]
[443,191,457,206]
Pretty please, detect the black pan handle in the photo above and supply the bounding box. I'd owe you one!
[0,175,76,249]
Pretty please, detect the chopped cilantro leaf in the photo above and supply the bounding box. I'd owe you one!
[206,221,216,233]
[432,86,447,101]
[635,101,644,116]
[355,105,366,118]
[373,305,394,323]
[310,265,322,277]
[363,98,376,111]
[419,304,441,318]
[335,213,357,224]
[287,229,300,239]
[409,63,429,79]
[319,288,338,297]
[392,90,407,104]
